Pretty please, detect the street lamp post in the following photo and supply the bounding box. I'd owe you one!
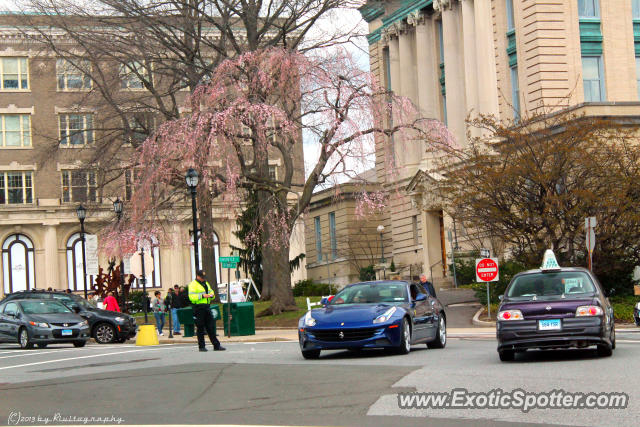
[377,224,386,279]
[113,198,127,313]
[186,168,200,273]
[76,204,89,299]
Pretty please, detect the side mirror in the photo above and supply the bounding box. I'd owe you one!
[320,297,328,306]
[498,295,503,301]
[72,304,82,313]
[415,293,427,302]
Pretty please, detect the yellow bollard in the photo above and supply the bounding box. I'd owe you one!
[136,324,159,346]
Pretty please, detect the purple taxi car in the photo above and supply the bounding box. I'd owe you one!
[496,250,615,362]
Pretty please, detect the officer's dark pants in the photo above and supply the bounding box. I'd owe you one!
[194,304,221,349]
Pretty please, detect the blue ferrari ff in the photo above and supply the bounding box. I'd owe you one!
[298,280,446,359]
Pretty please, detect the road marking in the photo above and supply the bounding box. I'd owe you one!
[0,345,187,371]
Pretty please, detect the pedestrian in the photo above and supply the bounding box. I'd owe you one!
[87,292,98,307]
[47,287,53,292]
[152,291,165,335]
[179,285,190,307]
[165,286,181,335]
[104,291,121,312]
[65,289,72,294]
[419,273,436,298]
[188,270,225,352]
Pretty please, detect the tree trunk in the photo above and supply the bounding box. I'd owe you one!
[198,190,220,303]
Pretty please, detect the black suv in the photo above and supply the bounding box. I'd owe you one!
[1,290,137,344]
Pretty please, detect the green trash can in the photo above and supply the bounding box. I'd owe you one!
[222,302,255,336]
[176,307,195,337]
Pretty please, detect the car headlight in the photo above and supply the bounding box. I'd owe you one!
[373,306,397,324]
[636,302,640,310]
[82,320,89,326]
[115,317,126,323]
[304,311,316,327]
[29,321,49,328]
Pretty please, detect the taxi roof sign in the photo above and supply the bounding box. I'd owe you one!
[540,249,561,271]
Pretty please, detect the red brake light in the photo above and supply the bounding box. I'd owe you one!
[589,307,597,315]
[503,312,511,320]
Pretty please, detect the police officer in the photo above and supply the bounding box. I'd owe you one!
[188,269,225,352]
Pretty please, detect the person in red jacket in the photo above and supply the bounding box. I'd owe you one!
[103,291,121,312]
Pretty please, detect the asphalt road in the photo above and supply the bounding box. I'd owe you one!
[2,330,640,427]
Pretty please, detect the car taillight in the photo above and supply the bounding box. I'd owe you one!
[576,305,603,316]
[498,310,523,321]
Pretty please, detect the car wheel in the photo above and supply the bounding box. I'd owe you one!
[73,341,86,348]
[597,343,612,357]
[37,343,48,349]
[499,349,515,362]
[18,327,34,349]
[396,318,411,355]
[301,349,321,359]
[94,323,116,344]
[427,315,447,349]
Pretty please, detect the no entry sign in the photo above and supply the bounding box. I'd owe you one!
[476,258,499,282]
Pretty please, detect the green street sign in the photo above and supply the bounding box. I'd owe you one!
[221,262,238,269]
[220,256,240,263]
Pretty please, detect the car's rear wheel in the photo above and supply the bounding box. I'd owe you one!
[94,323,116,344]
[396,318,411,355]
[36,343,48,349]
[301,349,320,359]
[73,341,86,348]
[499,349,515,362]
[597,343,612,357]
[18,328,34,349]
[427,315,447,349]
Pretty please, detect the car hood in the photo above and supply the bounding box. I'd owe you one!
[306,304,402,328]
[86,307,129,319]
[27,313,86,324]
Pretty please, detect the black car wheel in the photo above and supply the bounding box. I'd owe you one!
[94,323,116,344]
[499,349,515,362]
[301,349,321,359]
[73,341,86,348]
[18,327,34,349]
[396,318,411,355]
[36,343,48,349]
[597,343,612,357]
[427,315,446,349]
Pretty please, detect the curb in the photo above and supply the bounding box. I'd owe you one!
[472,307,496,327]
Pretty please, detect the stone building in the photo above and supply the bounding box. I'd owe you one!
[0,15,306,297]
[352,0,640,286]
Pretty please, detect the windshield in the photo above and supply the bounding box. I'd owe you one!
[52,294,90,308]
[20,300,73,314]
[506,271,596,299]
[330,282,408,305]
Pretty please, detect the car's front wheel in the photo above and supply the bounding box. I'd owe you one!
[301,349,321,359]
[94,323,116,344]
[396,318,411,355]
[427,315,446,349]
[18,327,34,349]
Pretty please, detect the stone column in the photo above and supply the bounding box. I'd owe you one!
[442,2,467,146]
[43,224,59,289]
[398,26,417,102]
[388,36,401,95]
[413,15,439,118]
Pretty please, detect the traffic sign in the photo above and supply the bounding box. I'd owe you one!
[476,258,499,282]
[85,234,99,276]
[220,256,240,263]
[480,248,490,258]
[221,262,237,268]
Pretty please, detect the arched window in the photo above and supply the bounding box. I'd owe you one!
[190,231,220,284]
[66,232,94,292]
[2,234,36,293]
[130,237,162,289]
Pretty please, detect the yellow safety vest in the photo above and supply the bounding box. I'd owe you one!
[188,279,215,305]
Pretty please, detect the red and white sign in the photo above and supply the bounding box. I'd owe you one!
[476,258,499,282]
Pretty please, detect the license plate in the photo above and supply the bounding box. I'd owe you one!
[538,319,561,331]
[61,329,73,336]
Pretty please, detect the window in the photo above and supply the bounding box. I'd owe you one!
[383,48,391,91]
[2,234,36,293]
[124,113,154,145]
[59,114,94,146]
[120,61,148,89]
[268,165,277,181]
[329,212,337,260]
[412,215,419,245]
[56,59,91,90]
[61,170,97,203]
[314,216,322,262]
[0,57,28,90]
[189,231,220,283]
[510,66,520,118]
[582,56,605,102]
[506,0,515,31]
[66,232,94,292]
[0,171,33,205]
[1,115,31,148]
[634,0,640,19]
[3,303,18,316]
[578,0,599,18]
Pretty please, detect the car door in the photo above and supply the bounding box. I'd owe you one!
[409,284,430,341]
[418,283,438,338]
[2,303,20,342]
[0,303,8,341]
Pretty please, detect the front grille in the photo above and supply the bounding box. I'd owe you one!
[311,328,379,342]
[51,322,83,327]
